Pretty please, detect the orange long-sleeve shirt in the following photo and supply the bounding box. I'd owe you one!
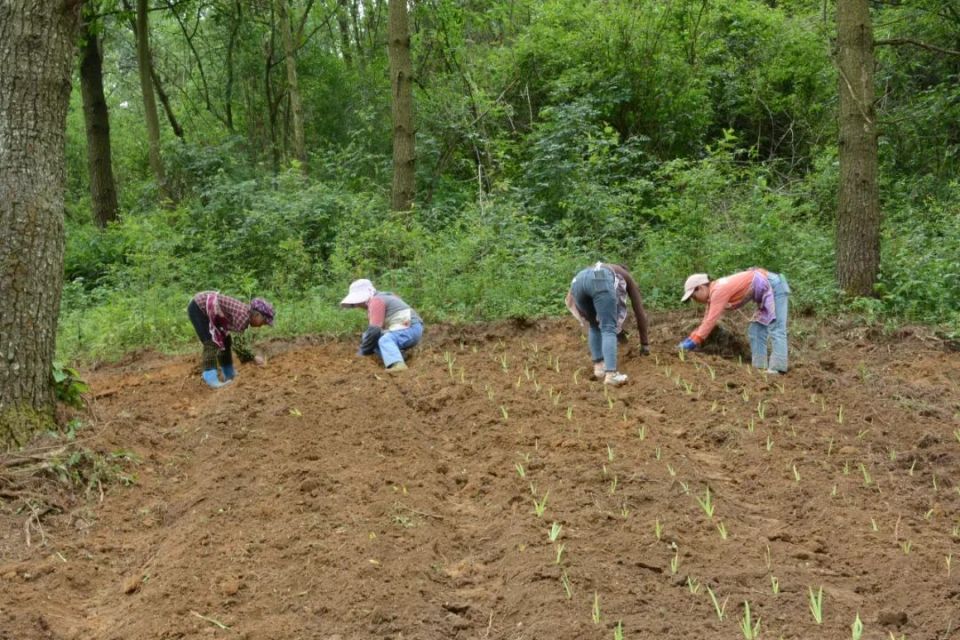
[689,269,769,345]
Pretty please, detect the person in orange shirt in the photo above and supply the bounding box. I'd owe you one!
[677,268,790,373]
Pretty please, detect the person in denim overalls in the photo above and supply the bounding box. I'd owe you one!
[678,269,791,373]
[566,263,650,386]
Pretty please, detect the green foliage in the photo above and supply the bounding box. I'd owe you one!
[52,363,89,409]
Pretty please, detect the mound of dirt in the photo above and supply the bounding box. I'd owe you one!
[1,313,959,639]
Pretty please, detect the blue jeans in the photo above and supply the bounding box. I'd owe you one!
[376,323,423,368]
[571,266,619,372]
[748,273,790,372]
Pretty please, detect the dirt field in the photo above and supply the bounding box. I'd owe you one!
[2,312,959,640]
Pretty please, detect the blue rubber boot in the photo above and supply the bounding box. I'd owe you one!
[202,369,226,388]
[221,364,237,381]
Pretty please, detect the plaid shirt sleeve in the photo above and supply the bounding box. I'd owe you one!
[217,295,252,333]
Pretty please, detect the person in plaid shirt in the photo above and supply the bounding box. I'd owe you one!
[187,291,275,388]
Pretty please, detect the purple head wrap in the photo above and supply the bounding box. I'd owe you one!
[250,298,275,325]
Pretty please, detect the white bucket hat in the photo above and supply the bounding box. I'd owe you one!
[681,273,710,302]
[340,279,376,306]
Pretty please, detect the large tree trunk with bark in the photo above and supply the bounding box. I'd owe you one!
[79,10,120,228]
[387,0,415,211]
[0,0,82,448]
[836,0,880,297]
[276,0,307,169]
[135,0,167,190]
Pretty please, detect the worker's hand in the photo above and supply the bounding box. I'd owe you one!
[254,355,267,366]
[639,344,651,356]
[677,337,697,352]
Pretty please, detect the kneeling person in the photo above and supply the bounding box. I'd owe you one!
[341,279,423,371]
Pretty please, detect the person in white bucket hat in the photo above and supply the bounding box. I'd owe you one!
[341,279,423,372]
[678,268,791,374]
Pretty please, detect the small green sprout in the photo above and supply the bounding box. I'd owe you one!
[619,501,629,519]
[808,586,824,624]
[908,459,917,476]
[851,612,864,640]
[500,405,509,421]
[670,545,680,574]
[498,354,508,371]
[766,435,773,451]
[857,428,869,440]
[764,544,772,570]
[871,518,879,532]
[607,444,615,462]
[717,521,728,540]
[946,553,953,578]
[560,570,572,599]
[837,406,844,424]
[792,465,801,483]
[666,463,676,477]
[757,400,766,420]
[532,492,548,517]
[696,486,715,518]
[654,518,662,541]
[637,425,646,440]
[859,463,873,486]
[555,543,565,565]
[901,540,912,555]
[566,406,573,421]
[707,586,728,622]
[655,446,661,460]
[609,475,618,494]
[548,522,562,542]
[687,576,701,594]
[739,601,761,640]
[770,575,779,595]
[515,463,525,478]
[592,592,601,624]
[613,620,624,640]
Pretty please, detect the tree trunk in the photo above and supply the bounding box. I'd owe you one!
[79,11,120,228]
[336,0,353,66]
[135,0,167,189]
[0,0,82,448]
[836,0,880,297]
[276,0,307,169]
[387,0,415,211]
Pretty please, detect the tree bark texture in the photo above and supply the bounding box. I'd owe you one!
[387,0,415,211]
[135,0,167,188]
[0,0,82,448]
[79,13,119,228]
[277,0,307,168]
[836,0,880,297]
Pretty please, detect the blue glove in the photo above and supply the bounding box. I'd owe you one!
[358,325,383,355]
[221,364,237,381]
[202,369,226,388]
[678,337,698,352]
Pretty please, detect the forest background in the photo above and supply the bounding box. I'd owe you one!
[59,0,960,361]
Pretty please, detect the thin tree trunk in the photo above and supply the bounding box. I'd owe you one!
[0,0,82,447]
[135,0,167,189]
[79,11,120,228]
[836,0,880,297]
[224,0,243,132]
[387,0,415,211]
[150,61,185,141]
[276,0,307,169]
[336,0,353,65]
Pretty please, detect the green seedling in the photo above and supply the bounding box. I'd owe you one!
[670,545,680,574]
[500,405,509,421]
[764,544,772,570]
[852,612,864,640]
[515,374,523,388]
[775,381,785,394]
[529,482,537,496]
[908,459,917,476]
[602,464,608,478]
[710,400,719,413]
[655,446,662,460]
[607,444,615,462]
[954,427,960,444]
[498,354,508,371]
[666,463,676,477]
[924,508,934,521]
[637,425,646,440]
[613,621,624,640]
[946,553,953,578]
[560,570,573,599]
[607,395,615,410]
[770,575,779,594]
[609,475,618,495]
[831,484,838,497]
[742,389,750,402]
[747,417,756,433]
[696,486,715,518]
[843,461,851,475]
[687,576,701,594]
[566,406,573,421]
[592,592,601,624]
[837,406,844,424]
[757,400,766,420]
[677,348,686,362]
[808,586,824,624]
[717,521,728,540]
[678,480,690,494]
[524,365,533,381]
[548,522,562,542]
[827,437,834,456]
[740,601,761,640]
[933,474,939,492]
[901,540,912,555]
[766,435,773,451]
[870,518,879,532]
[706,364,716,380]
[707,586,728,622]
[532,492,548,517]
[573,367,583,384]
[443,351,456,377]
[620,501,630,519]
[889,449,897,461]
[859,463,873,486]
[555,543,565,564]
[857,428,869,440]
[485,385,495,401]
[792,465,800,483]
[515,463,525,478]
[654,518,662,541]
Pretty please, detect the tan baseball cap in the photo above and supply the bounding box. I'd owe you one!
[681,273,710,302]
[340,279,376,306]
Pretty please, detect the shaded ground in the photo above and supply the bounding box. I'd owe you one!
[2,312,960,640]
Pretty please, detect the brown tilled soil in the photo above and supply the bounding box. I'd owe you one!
[2,312,960,640]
